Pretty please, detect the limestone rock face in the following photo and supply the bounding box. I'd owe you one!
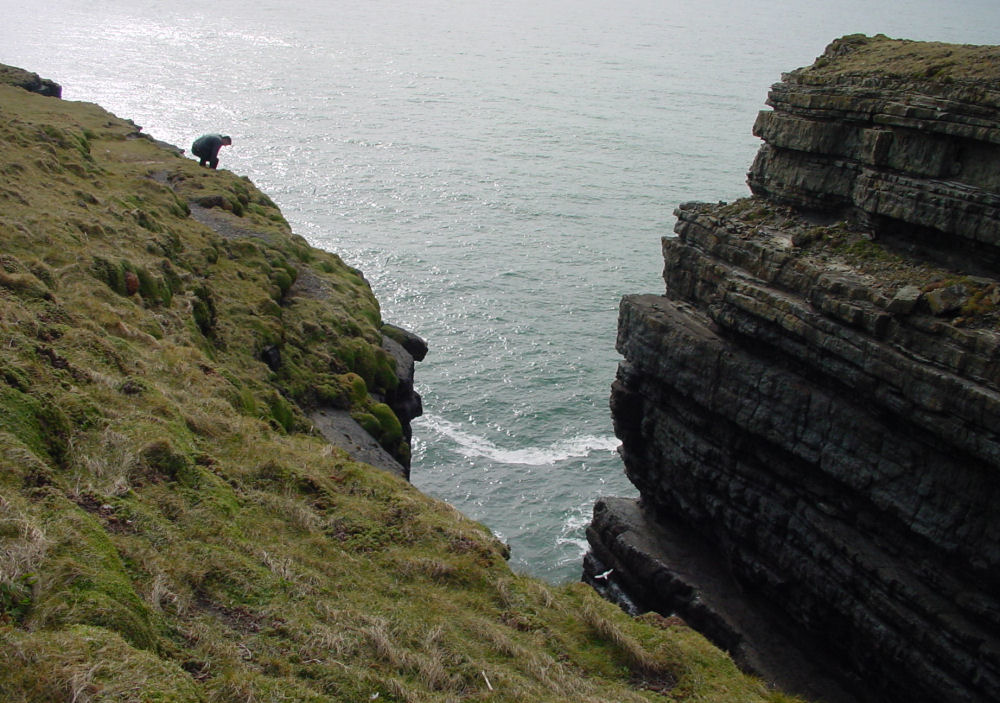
[588,35,1000,703]
[748,34,1000,261]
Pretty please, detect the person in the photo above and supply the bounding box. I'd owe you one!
[191,133,232,169]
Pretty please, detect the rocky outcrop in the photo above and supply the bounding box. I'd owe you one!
[587,35,1000,703]
[748,33,1000,272]
[308,326,426,480]
[585,496,858,703]
[188,188,426,478]
[0,64,62,97]
[381,323,427,446]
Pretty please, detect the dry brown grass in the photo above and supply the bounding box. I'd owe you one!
[0,494,50,592]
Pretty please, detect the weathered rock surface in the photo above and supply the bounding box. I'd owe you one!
[588,35,1000,703]
[379,327,425,474]
[380,323,427,450]
[748,34,1000,269]
[0,64,62,97]
[308,326,425,481]
[585,496,857,703]
[309,407,408,478]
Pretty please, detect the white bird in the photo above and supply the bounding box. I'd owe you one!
[594,568,614,581]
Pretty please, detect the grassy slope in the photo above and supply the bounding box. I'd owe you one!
[0,79,797,702]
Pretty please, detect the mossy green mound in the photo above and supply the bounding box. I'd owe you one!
[0,70,799,702]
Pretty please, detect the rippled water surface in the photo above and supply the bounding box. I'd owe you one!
[4,0,999,581]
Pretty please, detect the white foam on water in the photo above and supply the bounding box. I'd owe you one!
[422,414,619,466]
[551,506,600,573]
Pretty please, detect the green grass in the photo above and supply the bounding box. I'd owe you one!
[0,71,804,702]
[797,33,1000,83]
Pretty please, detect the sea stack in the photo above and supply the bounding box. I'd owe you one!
[586,34,1000,703]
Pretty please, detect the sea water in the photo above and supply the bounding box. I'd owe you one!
[4,0,999,582]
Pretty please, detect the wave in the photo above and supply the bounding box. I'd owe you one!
[420,415,619,466]
[555,509,593,562]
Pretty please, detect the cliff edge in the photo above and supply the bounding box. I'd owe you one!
[587,35,1000,703]
[0,66,794,702]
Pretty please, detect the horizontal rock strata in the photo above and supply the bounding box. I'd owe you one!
[748,34,1000,267]
[589,34,1000,703]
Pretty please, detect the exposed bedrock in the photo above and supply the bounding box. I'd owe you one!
[380,324,426,446]
[0,64,62,97]
[308,326,425,481]
[587,34,1000,703]
[584,496,858,703]
[747,34,1000,268]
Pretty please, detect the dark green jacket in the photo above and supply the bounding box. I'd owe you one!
[192,134,224,159]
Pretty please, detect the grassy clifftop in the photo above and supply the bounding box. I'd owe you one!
[0,71,795,702]
[794,33,1000,82]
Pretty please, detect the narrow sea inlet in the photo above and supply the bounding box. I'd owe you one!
[6,0,999,582]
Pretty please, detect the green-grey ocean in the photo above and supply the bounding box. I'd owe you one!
[5,0,999,581]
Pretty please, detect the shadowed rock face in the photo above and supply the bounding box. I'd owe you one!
[0,64,62,97]
[587,35,1000,703]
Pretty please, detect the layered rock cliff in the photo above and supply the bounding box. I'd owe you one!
[587,35,1000,703]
